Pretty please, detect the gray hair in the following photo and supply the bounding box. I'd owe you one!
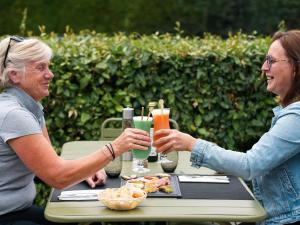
[0,36,52,87]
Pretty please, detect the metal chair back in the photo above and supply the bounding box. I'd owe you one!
[100,117,179,140]
[100,118,123,140]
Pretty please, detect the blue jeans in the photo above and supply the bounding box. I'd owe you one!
[0,205,74,225]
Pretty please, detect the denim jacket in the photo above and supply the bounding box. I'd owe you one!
[190,101,300,225]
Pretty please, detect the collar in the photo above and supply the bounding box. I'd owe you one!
[6,87,44,121]
[272,105,282,117]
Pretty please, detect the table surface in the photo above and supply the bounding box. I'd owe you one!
[45,141,266,223]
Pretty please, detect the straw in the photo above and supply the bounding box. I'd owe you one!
[141,107,144,120]
[159,99,164,114]
[146,110,151,121]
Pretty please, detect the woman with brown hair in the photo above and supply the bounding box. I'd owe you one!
[155,30,300,225]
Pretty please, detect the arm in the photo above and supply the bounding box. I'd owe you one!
[42,126,51,143]
[154,112,300,180]
[8,128,150,189]
[42,126,107,187]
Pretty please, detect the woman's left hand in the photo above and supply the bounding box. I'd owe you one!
[153,129,197,154]
[85,169,107,188]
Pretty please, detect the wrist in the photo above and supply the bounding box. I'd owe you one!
[102,146,113,160]
[110,142,120,158]
[105,143,116,160]
[188,136,197,152]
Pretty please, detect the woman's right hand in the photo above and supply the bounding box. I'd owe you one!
[111,128,151,157]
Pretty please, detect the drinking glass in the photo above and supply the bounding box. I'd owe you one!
[152,108,172,163]
[104,155,123,178]
[132,116,153,173]
[161,151,178,173]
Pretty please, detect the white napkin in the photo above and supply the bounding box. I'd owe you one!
[58,189,103,201]
[178,175,230,183]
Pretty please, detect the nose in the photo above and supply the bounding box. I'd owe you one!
[45,68,54,79]
[261,60,269,73]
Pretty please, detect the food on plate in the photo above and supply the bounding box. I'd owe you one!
[124,175,173,193]
[121,174,138,180]
[159,185,174,193]
[144,182,158,193]
[121,175,131,180]
[99,186,147,210]
[155,173,171,178]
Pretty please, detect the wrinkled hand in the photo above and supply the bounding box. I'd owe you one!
[86,169,107,188]
[111,128,151,157]
[153,129,197,154]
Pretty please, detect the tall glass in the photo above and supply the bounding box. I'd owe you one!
[132,116,152,173]
[152,108,171,163]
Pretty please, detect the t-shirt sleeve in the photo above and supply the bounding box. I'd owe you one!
[0,108,42,142]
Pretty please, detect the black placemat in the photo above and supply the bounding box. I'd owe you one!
[50,175,253,202]
[179,175,253,200]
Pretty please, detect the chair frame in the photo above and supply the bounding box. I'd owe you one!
[100,117,179,140]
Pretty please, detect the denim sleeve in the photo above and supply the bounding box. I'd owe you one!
[190,112,300,180]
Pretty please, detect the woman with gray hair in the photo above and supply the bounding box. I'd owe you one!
[0,36,150,224]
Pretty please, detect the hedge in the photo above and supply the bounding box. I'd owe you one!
[2,31,276,206]
[41,31,274,150]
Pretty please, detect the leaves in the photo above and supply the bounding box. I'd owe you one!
[43,30,273,160]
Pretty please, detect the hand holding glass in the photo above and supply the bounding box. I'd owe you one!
[132,116,152,173]
[152,108,172,163]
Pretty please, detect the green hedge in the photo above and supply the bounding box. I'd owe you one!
[3,31,276,206]
[41,31,274,151]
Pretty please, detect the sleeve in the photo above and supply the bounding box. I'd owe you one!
[0,108,42,142]
[190,112,300,180]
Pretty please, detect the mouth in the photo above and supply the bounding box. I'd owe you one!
[266,75,274,82]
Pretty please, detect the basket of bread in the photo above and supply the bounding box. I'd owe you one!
[98,186,147,210]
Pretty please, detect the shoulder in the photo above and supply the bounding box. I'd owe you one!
[282,101,300,116]
[2,107,40,128]
[271,102,300,140]
[0,108,42,142]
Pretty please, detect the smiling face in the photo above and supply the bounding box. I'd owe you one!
[261,40,294,99]
[11,60,54,101]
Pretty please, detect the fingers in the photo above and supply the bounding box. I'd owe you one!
[124,128,149,137]
[85,177,96,188]
[93,176,105,186]
[154,129,172,138]
[95,170,107,185]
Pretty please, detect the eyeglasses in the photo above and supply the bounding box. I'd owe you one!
[264,55,290,71]
[3,36,24,68]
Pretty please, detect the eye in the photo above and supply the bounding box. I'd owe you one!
[36,63,46,71]
[269,57,276,63]
[265,55,275,64]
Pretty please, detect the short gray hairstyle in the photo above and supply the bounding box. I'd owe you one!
[0,36,52,87]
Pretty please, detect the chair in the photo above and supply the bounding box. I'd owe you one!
[100,117,123,140]
[100,117,180,140]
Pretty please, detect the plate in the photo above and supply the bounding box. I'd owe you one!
[121,175,181,198]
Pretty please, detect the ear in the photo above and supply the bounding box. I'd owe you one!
[8,70,21,84]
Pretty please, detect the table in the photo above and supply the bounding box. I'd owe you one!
[45,141,266,224]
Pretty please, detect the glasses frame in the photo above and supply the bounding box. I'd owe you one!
[3,36,24,68]
[264,55,290,71]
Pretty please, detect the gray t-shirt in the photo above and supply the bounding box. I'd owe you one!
[0,87,45,215]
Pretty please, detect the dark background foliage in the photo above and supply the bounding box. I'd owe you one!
[1,0,300,37]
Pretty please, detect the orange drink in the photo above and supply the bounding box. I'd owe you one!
[152,108,170,148]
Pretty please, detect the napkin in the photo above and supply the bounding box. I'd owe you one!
[178,175,230,183]
[58,189,103,201]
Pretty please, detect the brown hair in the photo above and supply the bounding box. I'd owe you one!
[272,30,300,106]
